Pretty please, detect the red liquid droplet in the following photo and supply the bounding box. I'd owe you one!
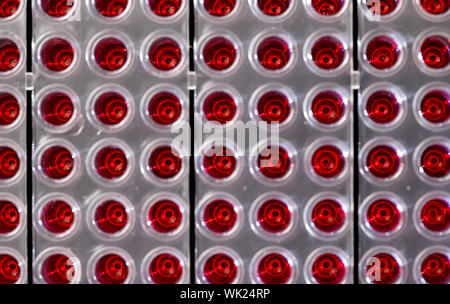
[41,200,74,234]
[312,91,344,125]
[311,36,345,70]
[257,199,291,233]
[204,253,237,284]
[40,38,74,72]
[421,0,449,15]
[95,254,128,284]
[257,146,291,179]
[41,0,74,18]
[421,199,450,232]
[203,92,236,124]
[0,39,19,72]
[203,147,236,179]
[421,90,449,124]
[95,146,128,179]
[0,254,20,284]
[41,92,74,126]
[421,253,450,284]
[94,38,127,71]
[312,0,344,16]
[312,145,345,178]
[258,0,290,16]
[204,0,236,16]
[0,147,19,179]
[366,145,400,178]
[421,144,450,178]
[312,199,345,232]
[0,93,19,126]
[42,254,75,284]
[149,200,182,233]
[257,37,291,71]
[95,0,128,17]
[257,91,290,124]
[312,253,346,284]
[258,253,291,284]
[150,253,183,284]
[149,146,182,179]
[366,90,399,124]
[150,0,182,17]
[420,36,450,69]
[366,253,400,284]
[367,199,401,232]
[149,38,181,71]
[0,200,19,234]
[203,37,236,71]
[41,146,73,180]
[203,199,237,233]
[0,0,20,18]
[95,200,128,234]
[366,35,399,70]
[95,92,128,126]
[149,92,182,125]
[366,0,398,15]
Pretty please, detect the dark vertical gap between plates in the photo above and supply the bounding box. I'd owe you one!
[188,0,196,284]
[26,0,33,284]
